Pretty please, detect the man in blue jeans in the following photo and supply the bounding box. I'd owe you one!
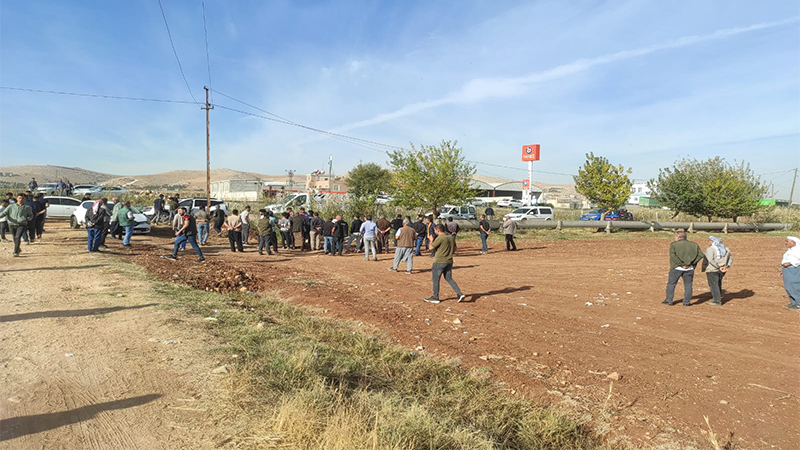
[167,206,205,262]
[117,201,135,247]
[425,224,466,304]
[478,214,491,254]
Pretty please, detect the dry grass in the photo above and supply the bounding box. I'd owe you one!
[112,260,611,450]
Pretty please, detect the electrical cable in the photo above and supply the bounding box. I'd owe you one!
[0,86,201,104]
[157,0,197,103]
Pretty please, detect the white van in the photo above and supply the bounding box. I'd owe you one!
[437,205,477,220]
[504,206,554,221]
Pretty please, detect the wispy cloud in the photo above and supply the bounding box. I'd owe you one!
[326,17,798,135]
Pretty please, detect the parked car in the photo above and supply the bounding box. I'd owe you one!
[44,196,83,219]
[178,198,228,215]
[427,205,477,220]
[35,183,58,195]
[497,198,524,208]
[73,184,100,196]
[71,200,151,234]
[469,198,487,206]
[579,208,633,221]
[375,194,394,205]
[90,185,128,196]
[504,206,554,221]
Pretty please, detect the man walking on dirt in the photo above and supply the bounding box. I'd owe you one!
[255,209,274,256]
[663,230,705,306]
[224,209,244,252]
[389,218,416,274]
[424,224,466,304]
[167,206,205,262]
[310,212,324,251]
[241,205,251,246]
[360,215,379,261]
[411,215,427,256]
[0,193,33,257]
[118,201,135,248]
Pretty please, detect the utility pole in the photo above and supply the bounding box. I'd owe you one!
[202,86,213,214]
[286,170,295,193]
[789,167,798,206]
[328,155,333,193]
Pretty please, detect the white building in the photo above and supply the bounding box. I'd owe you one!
[628,183,652,205]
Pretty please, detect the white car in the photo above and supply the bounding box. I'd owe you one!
[496,198,524,208]
[73,184,100,196]
[36,183,59,195]
[469,198,487,206]
[375,194,394,205]
[71,200,151,234]
[504,206,554,221]
[90,185,128,196]
[44,196,83,219]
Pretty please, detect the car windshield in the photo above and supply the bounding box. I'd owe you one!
[587,209,603,214]
[511,208,531,214]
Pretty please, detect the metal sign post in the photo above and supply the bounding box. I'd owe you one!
[521,145,540,206]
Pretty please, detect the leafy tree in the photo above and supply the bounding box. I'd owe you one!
[649,157,766,222]
[573,153,632,218]
[387,140,476,213]
[344,162,391,215]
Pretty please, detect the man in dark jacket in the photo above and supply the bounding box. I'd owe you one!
[346,215,363,253]
[290,211,305,250]
[333,215,348,256]
[411,215,427,256]
[663,231,705,306]
[322,217,335,255]
[0,193,33,256]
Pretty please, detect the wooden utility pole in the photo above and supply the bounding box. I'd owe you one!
[789,167,798,206]
[203,86,213,214]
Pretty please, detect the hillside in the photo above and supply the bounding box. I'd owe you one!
[0,165,283,191]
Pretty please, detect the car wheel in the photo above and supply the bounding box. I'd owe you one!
[70,215,79,229]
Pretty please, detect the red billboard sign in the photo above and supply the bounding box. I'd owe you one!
[522,144,540,161]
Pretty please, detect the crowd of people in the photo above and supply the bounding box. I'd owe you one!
[3,191,799,308]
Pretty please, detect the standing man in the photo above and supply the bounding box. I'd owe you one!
[310,212,324,251]
[168,197,179,223]
[376,214,391,254]
[108,197,123,240]
[426,215,436,256]
[702,236,733,306]
[255,209,274,256]
[333,215,348,256]
[390,214,403,248]
[322,216,335,255]
[194,206,210,245]
[241,205,251,246]
[34,193,48,239]
[153,194,165,221]
[485,205,495,221]
[360,215,379,261]
[290,210,305,251]
[502,216,517,251]
[28,178,38,193]
[663,230,705,307]
[279,212,292,249]
[117,201,135,248]
[424,224,466,304]
[86,198,110,253]
[411,215,427,256]
[166,206,205,262]
[0,199,9,242]
[346,215,363,253]
[0,194,33,256]
[212,205,226,236]
[389,219,416,274]
[223,209,244,252]
[23,193,41,244]
[479,214,491,254]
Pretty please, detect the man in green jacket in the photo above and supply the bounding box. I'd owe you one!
[424,224,466,304]
[117,201,135,247]
[0,193,33,256]
[255,209,274,255]
[663,230,705,306]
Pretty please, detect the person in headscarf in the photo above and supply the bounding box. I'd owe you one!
[780,236,800,310]
[702,236,733,305]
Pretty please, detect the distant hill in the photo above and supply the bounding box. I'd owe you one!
[0,165,284,191]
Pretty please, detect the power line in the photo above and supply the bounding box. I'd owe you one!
[156,0,197,103]
[0,86,200,104]
[201,0,213,103]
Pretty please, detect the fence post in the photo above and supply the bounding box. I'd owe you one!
[605,221,612,234]
[723,223,728,234]
[556,220,562,231]
[688,222,694,233]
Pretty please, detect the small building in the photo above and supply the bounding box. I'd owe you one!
[306,171,348,194]
[628,183,652,205]
[210,179,262,201]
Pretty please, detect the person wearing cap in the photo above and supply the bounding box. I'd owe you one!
[166,206,205,262]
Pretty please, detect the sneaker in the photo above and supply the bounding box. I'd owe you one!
[661,301,672,305]
[12,253,19,257]
[785,304,800,310]
[406,271,412,275]
[388,268,397,272]
[708,302,721,306]
[423,297,440,304]
[683,303,691,307]
[457,294,467,303]
[258,251,264,255]
[197,257,206,263]
[166,255,177,260]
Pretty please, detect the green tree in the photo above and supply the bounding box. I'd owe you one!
[343,162,392,216]
[573,153,632,218]
[387,140,476,213]
[649,157,766,222]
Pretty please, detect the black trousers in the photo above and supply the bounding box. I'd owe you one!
[431,263,462,299]
[706,271,725,304]
[505,234,516,250]
[35,215,45,237]
[257,235,273,254]
[665,268,694,305]
[0,221,7,240]
[228,230,243,252]
[10,224,25,254]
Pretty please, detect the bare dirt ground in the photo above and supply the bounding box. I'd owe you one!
[122,226,799,450]
[0,223,235,449]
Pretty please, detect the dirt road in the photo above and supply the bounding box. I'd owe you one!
[0,224,227,449]
[126,228,799,449]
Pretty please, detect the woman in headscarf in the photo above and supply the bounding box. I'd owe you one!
[781,236,800,310]
[702,236,733,305]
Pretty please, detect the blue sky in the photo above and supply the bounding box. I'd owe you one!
[1,1,799,198]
